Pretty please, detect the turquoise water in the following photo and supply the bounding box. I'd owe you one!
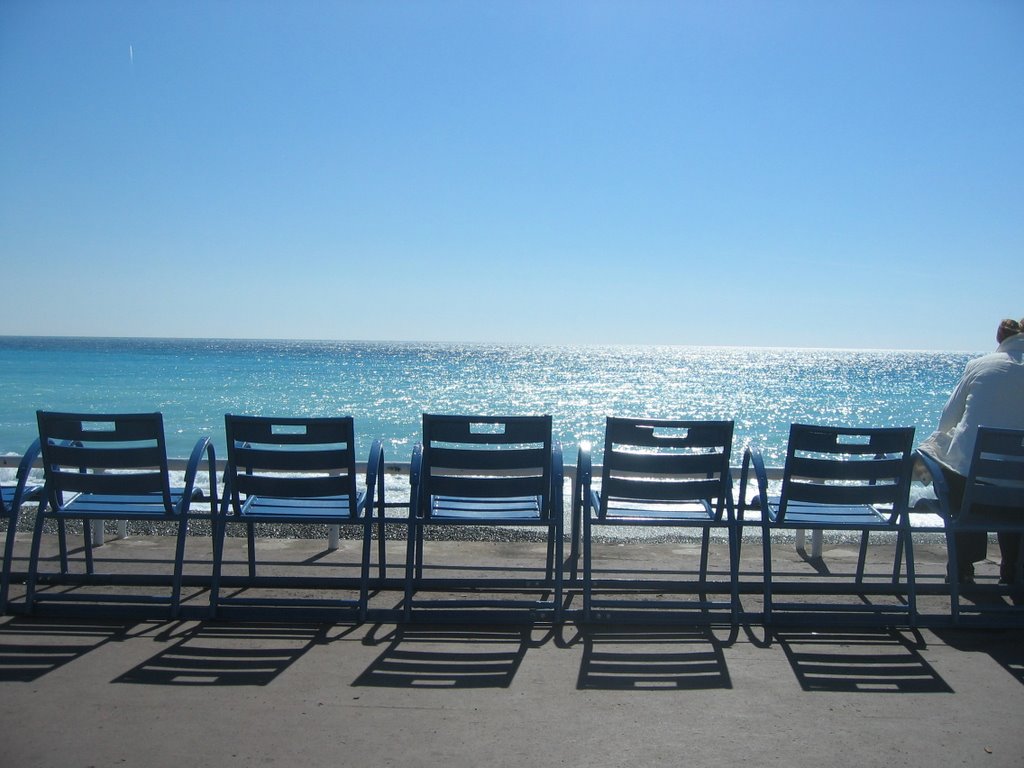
[0,336,975,467]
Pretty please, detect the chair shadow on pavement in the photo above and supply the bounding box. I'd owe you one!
[353,624,540,689]
[931,628,1024,687]
[114,622,334,686]
[775,629,953,693]
[569,626,732,691]
[0,616,137,682]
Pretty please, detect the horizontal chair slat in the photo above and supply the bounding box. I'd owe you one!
[427,475,547,499]
[607,418,733,449]
[790,425,913,456]
[607,449,726,475]
[428,446,547,472]
[232,445,353,472]
[602,476,724,503]
[46,444,165,470]
[40,413,163,443]
[227,416,354,445]
[426,415,551,445]
[789,455,907,482]
[233,474,354,499]
[973,457,1024,484]
[784,481,902,507]
[51,470,166,496]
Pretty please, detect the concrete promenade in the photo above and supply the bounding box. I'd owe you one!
[1,534,1022,767]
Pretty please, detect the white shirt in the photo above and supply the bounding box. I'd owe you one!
[918,333,1024,476]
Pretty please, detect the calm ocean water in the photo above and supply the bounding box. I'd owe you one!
[0,336,975,468]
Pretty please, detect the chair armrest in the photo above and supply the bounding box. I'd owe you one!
[408,444,423,518]
[738,445,770,520]
[913,449,954,519]
[11,438,42,511]
[362,440,385,515]
[180,436,216,515]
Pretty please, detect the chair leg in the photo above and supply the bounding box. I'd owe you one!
[761,524,773,625]
[728,523,740,626]
[83,519,94,574]
[553,522,564,620]
[699,527,711,590]
[582,514,592,620]
[0,517,16,615]
[360,516,372,621]
[170,516,188,618]
[946,530,960,624]
[376,503,387,581]
[403,521,418,621]
[209,515,227,615]
[414,525,424,580]
[545,528,555,580]
[24,505,48,614]
[57,519,69,574]
[856,530,870,583]
[246,522,256,579]
[903,523,917,626]
[569,488,581,580]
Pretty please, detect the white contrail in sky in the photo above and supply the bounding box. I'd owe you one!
[129,45,134,65]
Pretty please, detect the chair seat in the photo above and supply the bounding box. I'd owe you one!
[766,499,892,528]
[53,489,200,519]
[427,494,545,522]
[2,484,42,508]
[597,497,717,524]
[236,492,365,522]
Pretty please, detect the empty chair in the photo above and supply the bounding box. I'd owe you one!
[573,417,738,623]
[404,414,563,620]
[916,426,1024,624]
[211,415,384,620]
[739,424,917,626]
[1,439,44,613]
[26,412,217,617]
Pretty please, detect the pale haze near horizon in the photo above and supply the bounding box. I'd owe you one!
[1,1,1021,352]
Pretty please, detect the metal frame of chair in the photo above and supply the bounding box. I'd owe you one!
[404,414,563,621]
[25,412,216,618]
[915,426,1024,625]
[210,414,384,620]
[1,439,44,614]
[572,417,738,623]
[739,424,917,627]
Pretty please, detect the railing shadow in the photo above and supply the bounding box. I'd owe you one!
[775,629,952,693]
[113,621,332,686]
[567,625,732,690]
[0,616,138,682]
[353,624,539,688]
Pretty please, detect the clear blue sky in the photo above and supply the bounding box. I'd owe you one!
[1,1,1021,351]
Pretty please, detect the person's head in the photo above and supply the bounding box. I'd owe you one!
[996,317,1024,344]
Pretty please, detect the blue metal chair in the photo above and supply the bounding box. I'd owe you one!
[211,415,384,620]
[739,424,917,626]
[1,439,44,614]
[916,426,1024,624]
[573,417,738,623]
[404,414,563,621]
[25,412,217,617]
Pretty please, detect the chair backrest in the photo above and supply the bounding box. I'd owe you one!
[599,417,734,518]
[778,424,915,521]
[36,411,174,513]
[224,415,359,516]
[959,426,1024,520]
[420,414,553,518]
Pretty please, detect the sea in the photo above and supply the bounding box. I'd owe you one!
[0,336,977,524]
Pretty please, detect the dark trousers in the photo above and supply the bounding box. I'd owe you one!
[940,465,1022,579]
